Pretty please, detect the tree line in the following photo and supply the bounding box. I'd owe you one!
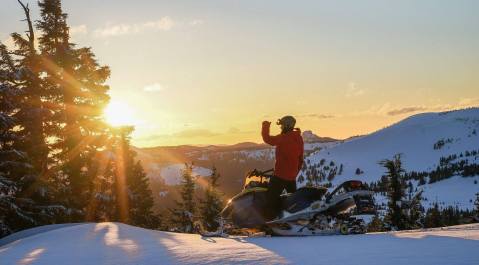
[167,164,224,233]
[368,154,479,232]
[0,0,157,237]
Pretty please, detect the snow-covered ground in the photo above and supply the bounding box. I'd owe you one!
[301,108,479,209]
[1,222,478,265]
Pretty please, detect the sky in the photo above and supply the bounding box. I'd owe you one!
[1,0,478,147]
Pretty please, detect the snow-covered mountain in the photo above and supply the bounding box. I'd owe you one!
[1,222,478,265]
[300,108,479,209]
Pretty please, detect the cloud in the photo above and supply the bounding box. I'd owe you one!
[94,17,174,37]
[174,129,219,138]
[140,129,220,141]
[263,113,335,120]
[70,25,88,36]
[458,98,479,108]
[227,127,253,134]
[346,82,365,97]
[298,114,335,119]
[385,100,478,116]
[143,83,164,92]
[228,127,241,133]
[387,106,428,116]
[143,17,175,30]
[189,19,204,26]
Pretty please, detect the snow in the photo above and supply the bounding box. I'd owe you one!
[419,175,479,209]
[0,224,82,248]
[301,108,479,209]
[1,222,478,265]
[159,164,213,186]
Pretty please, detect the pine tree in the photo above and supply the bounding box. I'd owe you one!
[36,0,111,220]
[380,154,408,230]
[170,164,196,233]
[367,214,385,232]
[127,161,160,228]
[200,166,224,231]
[86,155,117,222]
[118,128,160,228]
[0,42,62,237]
[84,127,159,227]
[0,44,32,236]
[424,203,443,228]
[10,1,51,175]
[406,190,424,229]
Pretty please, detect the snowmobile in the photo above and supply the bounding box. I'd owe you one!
[198,169,376,237]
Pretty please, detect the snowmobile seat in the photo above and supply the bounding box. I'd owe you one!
[282,187,328,213]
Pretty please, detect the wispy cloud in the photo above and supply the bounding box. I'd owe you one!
[227,127,253,134]
[94,17,174,37]
[359,99,474,117]
[387,106,428,116]
[70,25,88,36]
[298,114,335,119]
[458,97,479,108]
[174,129,219,138]
[139,129,219,142]
[143,83,164,92]
[346,82,365,97]
[262,113,335,120]
[189,19,204,26]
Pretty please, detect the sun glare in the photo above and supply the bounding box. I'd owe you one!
[104,101,137,126]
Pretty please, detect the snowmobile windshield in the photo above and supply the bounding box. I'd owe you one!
[244,174,270,190]
[243,169,273,190]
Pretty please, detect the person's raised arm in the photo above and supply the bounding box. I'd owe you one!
[262,121,280,146]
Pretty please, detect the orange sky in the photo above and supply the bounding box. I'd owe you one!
[2,0,478,147]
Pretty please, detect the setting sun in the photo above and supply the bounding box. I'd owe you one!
[104,101,137,126]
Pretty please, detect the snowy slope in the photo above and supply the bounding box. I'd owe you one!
[1,222,478,265]
[301,108,479,208]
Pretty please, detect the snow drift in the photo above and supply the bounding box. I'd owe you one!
[1,222,478,265]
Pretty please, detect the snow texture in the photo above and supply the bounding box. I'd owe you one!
[301,108,479,209]
[0,222,478,265]
[158,164,212,186]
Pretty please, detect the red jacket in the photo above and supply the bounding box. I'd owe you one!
[262,123,304,181]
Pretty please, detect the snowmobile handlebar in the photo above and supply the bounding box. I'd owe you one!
[259,169,274,176]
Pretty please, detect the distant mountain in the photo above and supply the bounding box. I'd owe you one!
[134,131,338,212]
[135,131,337,188]
[302,130,338,143]
[299,107,479,209]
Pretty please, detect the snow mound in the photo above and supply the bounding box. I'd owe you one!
[1,222,478,265]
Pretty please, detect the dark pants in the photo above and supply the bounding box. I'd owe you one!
[265,176,297,220]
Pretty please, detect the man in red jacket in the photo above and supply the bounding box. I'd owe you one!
[262,115,304,219]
